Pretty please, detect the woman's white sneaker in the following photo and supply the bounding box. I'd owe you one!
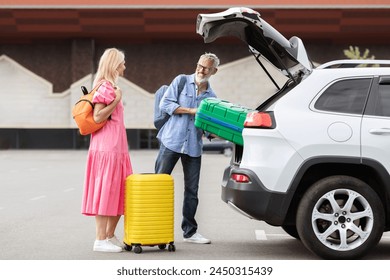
[93,239,122,253]
[107,235,124,248]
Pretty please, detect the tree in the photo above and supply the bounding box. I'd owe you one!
[343,46,377,67]
[343,46,375,60]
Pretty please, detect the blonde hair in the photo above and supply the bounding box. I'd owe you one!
[93,48,125,86]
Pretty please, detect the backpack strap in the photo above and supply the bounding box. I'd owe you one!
[177,74,186,96]
[92,80,112,120]
[92,80,106,94]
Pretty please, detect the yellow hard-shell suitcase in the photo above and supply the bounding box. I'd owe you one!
[124,173,175,254]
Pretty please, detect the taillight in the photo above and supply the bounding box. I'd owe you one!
[244,111,274,128]
[231,173,250,183]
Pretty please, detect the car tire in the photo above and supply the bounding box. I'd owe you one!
[296,175,384,259]
[281,225,300,240]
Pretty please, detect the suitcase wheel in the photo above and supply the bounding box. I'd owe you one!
[124,244,132,252]
[134,245,142,254]
[158,244,166,250]
[168,244,176,252]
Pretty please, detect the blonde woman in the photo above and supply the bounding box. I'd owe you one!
[81,48,133,252]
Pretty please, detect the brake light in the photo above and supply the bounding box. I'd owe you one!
[244,112,274,128]
[231,173,250,183]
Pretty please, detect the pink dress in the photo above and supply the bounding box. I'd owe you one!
[81,81,133,216]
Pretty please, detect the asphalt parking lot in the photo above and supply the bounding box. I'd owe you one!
[1,149,390,279]
[0,149,315,260]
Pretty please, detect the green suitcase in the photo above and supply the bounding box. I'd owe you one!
[195,98,255,146]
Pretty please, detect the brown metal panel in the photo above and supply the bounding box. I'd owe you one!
[3,0,390,6]
[0,7,390,43]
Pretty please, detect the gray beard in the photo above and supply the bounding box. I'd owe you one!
[195,74,209,84]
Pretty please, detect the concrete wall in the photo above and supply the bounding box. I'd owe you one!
[1,54,281,130]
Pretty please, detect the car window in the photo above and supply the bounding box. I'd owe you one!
[372,83,390,117]
[314,78,372,115]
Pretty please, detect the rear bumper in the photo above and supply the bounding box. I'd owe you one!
[221,165,291,225]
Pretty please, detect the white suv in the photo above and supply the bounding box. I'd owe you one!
[197,7,390,259]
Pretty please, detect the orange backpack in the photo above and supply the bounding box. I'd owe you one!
[72,81,107,135]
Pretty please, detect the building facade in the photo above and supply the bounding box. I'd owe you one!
[1,1,390,149]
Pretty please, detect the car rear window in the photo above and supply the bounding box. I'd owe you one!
[373,82,390,117]
[314,78,372,115]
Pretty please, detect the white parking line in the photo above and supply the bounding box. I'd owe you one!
[255,230,267,240]
[266,233,291,238]
[30,195,46,201]
[255,230,296,240]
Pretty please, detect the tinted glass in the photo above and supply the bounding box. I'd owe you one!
[314,79,371,114]
[373,83,390,117]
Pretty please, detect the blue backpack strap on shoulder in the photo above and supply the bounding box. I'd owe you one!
[154,74,187,131]
[177,74,186,98]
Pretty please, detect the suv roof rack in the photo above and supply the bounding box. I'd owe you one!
[318,59,390,69]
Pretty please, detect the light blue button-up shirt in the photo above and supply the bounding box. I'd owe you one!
[157,74,217,157]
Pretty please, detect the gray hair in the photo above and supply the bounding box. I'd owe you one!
[200,52,220,68]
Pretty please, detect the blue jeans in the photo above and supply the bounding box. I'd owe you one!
[155,144,201,238]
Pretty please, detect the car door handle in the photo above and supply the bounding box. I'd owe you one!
[369,128,390,135]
